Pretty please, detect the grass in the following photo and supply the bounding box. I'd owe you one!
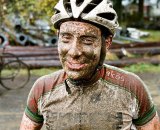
[140,30,160,42]
[123,63,160,73]
[122,30,160,72]
[30,67,61,76]
[29,63,160,77]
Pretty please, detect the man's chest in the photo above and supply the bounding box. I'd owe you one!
[39,84,137,130]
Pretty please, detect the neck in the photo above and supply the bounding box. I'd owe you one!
[68,66,102,86]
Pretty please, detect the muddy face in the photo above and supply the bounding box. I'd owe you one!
[58,21,102,80]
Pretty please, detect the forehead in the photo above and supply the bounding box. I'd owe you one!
[59,21,101,36]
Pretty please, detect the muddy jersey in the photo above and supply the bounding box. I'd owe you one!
[25,64,156,130]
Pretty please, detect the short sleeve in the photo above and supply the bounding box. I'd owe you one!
[25,77,44,123]
[132,75,156,126]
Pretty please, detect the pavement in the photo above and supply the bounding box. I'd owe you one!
[0,72,160,130]
[0,76,38,130]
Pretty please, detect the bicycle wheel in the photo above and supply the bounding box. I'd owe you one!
[0,60,30,89]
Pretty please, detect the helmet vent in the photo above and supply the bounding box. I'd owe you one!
[64,1,72,13]
[97,13,115,20]
[54,9,60,14]
[91,0,103,5]
[109,4,113,8]
[76,0,84,7]
[82,0,102,14]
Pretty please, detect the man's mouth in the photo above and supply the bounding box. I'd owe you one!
[66,61,87,70]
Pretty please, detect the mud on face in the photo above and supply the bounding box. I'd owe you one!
[58,21,102,80]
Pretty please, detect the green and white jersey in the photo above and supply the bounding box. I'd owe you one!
[25,64,156,130]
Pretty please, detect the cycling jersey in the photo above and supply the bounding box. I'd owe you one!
[25,64,156,130]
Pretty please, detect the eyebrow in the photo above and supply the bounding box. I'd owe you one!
[59,32,72,36]
[59,32,98,39]
[80,35,97,39]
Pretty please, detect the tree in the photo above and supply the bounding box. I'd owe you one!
[0,0,58,23]
[138,0,144,22]
[36,0,58,18]
[112,0,123,23]
[0,0,7,25]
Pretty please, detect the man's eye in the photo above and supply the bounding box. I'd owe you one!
[62,35,71,39]
[61,35,72,43]
[81,38,94,45]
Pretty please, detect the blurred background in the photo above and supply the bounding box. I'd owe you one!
[0,0,160,67]
[0,0,160,130]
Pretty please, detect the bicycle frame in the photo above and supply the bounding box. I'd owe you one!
[0,46,30,89]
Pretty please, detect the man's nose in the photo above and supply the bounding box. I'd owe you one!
[68,39,82,57]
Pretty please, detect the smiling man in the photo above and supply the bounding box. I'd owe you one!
[59,21,102,80]
[20,0,159,130]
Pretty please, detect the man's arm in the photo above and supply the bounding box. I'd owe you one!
[20,113,43,130]
[136,113,160,130]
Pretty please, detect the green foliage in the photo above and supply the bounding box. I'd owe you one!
[1,0,58,23]
[36,0,58,18]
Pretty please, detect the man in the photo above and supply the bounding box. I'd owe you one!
[20,0,160,130]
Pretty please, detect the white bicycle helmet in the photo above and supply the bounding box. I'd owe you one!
[51,0,119,35]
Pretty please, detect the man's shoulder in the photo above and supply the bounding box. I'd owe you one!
[40,69,67,82]
[102,64,147,94]
[102,65,155,126]
[31,69,67,95]
[103,64,141,81]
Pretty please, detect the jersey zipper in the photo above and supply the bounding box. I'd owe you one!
[79,87,84,130]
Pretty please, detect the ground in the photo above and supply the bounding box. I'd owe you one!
[0,72,160,130]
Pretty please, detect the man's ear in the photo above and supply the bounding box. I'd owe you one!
[105,35,113,50]
[56,30,59,36]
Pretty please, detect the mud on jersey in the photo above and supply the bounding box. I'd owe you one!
[25,64,156,130]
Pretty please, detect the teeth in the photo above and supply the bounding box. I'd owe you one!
[67,62,85,70]
[72,64,81,67]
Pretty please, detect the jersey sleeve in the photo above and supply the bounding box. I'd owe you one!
[24,70,67,124]
[25,77,45,124]
[131,74,156,126]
